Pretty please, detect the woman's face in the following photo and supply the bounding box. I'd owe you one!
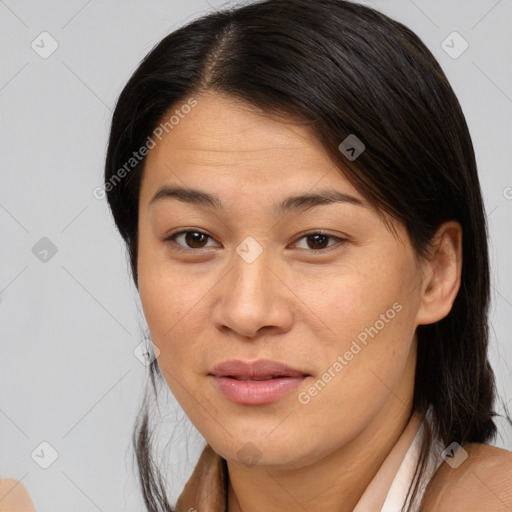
[137,91,427,468]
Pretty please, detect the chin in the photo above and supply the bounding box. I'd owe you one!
[211,433,322,470]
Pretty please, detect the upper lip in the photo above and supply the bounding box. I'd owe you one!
[210,359,309,379]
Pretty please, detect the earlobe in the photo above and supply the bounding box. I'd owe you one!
[415,221,463,326]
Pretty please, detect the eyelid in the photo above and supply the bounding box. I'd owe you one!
[163,229,349,253]
[291,230,348,253]
[163,229,219,252]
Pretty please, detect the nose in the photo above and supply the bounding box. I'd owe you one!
[212,244,294,340]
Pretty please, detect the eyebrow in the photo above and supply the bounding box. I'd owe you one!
[149,185,366,215]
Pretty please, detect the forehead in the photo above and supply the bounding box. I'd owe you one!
[137,92,408,247]
[140,91,362,202]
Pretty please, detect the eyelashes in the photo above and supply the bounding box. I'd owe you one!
[163,229,349,254]
[164,230,216,251]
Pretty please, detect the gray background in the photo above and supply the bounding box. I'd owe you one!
[1,0,511,510]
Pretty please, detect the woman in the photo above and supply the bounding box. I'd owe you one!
[104,0,512,510]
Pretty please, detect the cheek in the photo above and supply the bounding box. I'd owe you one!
[138,275,180,338]
[318,263,400,339]
[137,262,188,377]
[137,252,217,387]
[315,260,418,387]
[137,244,199,338]
[138,271,205,408]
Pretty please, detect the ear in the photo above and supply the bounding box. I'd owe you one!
[415,221,463,326]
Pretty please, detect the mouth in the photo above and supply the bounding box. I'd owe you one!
[210,358,309,378]
[209,359,311,405]
[221,374,301,381]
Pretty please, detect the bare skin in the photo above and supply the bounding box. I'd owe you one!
[0,479,36,511]
[135,90,510,512]
[423,443,512,511]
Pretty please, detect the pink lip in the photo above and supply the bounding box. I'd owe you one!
[209,359,310,405]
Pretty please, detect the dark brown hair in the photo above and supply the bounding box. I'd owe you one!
[104,0,503,509]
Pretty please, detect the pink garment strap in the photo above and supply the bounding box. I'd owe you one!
[352,411,424,512]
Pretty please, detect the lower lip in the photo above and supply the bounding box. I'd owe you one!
[211,375,308,405]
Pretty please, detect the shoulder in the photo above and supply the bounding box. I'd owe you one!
[0,478,36,511]
[422,443,512,512]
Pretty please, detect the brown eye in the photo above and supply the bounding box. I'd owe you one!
[294,232,347,252]
[165,230,215,250]
[305,234,331,250]
[185,231,208,248]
